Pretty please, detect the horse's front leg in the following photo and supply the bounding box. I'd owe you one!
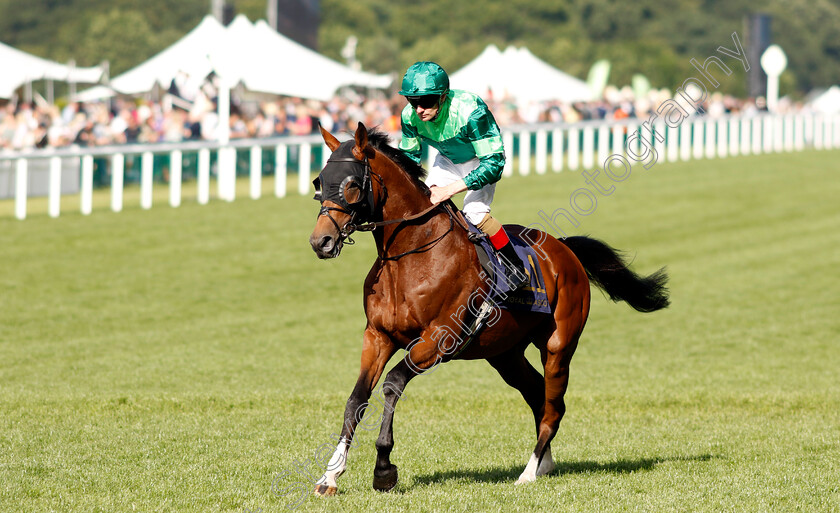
[313,328,395,497]
[372,334,443,492]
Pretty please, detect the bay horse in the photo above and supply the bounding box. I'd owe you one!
[308,123,669,496]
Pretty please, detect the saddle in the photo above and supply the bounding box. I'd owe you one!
[463,219,551,314]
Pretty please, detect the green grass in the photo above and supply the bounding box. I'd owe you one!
[1,150,839,512]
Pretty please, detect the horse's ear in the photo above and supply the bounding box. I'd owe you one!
[320,123,341,152]
[353,122,375,160]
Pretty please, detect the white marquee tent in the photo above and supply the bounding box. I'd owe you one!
[451,45,592,103]
[104,14,392,101]
[809,85,840,114]
[0,41,105,98]
[227,16,392,100]
[106,15,231,96]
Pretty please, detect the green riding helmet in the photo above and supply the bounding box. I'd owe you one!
[399,61,450,96]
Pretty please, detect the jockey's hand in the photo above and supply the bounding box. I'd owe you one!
[429,180,468,205]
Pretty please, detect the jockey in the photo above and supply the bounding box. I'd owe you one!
[398,61,528,289]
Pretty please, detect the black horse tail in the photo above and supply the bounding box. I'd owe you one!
[560,236,670,313]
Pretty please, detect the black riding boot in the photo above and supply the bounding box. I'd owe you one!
[497,241,529,290]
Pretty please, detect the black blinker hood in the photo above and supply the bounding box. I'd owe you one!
[313,145,375,219]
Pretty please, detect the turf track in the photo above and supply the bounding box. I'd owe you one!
[1,149,839,512]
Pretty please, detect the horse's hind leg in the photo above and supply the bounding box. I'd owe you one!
[487,348,555,474]
[516,328,580,485]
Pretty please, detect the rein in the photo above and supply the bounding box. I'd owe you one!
[348,201,440,232]
[337,198,463,261]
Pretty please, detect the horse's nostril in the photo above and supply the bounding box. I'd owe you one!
[318,235,335,253]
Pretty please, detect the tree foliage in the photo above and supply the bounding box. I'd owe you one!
[1,0,838,94]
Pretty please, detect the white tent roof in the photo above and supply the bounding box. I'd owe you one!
[108,15,227,95]
[451,45,592,103]
[809,85,840,114]
[0,41,105,98]
[244,18,392,99]
[104,14,392,101]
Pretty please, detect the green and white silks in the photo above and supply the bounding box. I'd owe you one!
[399,90,505,191]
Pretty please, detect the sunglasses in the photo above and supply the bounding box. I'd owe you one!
[407,95,441,109]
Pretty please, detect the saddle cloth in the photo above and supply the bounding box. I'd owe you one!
[465,219,551,314]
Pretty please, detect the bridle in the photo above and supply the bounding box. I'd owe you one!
[314,154,469,260]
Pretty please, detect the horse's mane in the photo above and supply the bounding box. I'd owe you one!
[365,128,429,189]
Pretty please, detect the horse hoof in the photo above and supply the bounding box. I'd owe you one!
[536,459,556,477]
[515,474,536,486]
[313,484,337,497]
[372,464,399,492]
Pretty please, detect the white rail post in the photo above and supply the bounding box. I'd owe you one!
[14,159,27,220]
[784,115,794,152]
[805,113,814,148]
[535,129,547,175]
[48,156,61,218]
[740,116,751,155]
[502,131,514,176]
[704,119,716,159]
[816,115,825,149]
[519,131,531,176]
[597,125,610,165]
[250,145,262,200]
[824,115,834,149]
[751,117,762,155]
[679,122,691,161]
[275,144,287,198]
[654,120,666,163]
[111,153,124,212]
[794,115,804,151]
[298,142,311,195]
[773,116,784,152]
[762,116,774,153]
[582,126,594,170]
[170,150,182,207]
[692,119,704,159]
[666,124,679,162]
[141,151,154,209]
[567,127,580,170]
[717,118,728,158]
[197,148,210,204]
[611,124,624,158]
[81,155,94,215]
[551,128,563,172]
[626,123,640,165]
[728,117,739,157]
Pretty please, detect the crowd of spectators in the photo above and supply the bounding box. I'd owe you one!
[0,91,403,152]
[0,81,801,153]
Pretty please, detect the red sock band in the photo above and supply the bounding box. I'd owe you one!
[488,227,510,250]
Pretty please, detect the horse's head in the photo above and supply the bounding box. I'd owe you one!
[309,123,377,259]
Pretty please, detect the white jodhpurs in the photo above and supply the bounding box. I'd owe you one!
[425,153,495,225]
